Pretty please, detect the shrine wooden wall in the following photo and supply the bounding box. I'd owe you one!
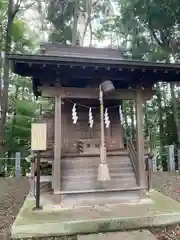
[40,100,124,159]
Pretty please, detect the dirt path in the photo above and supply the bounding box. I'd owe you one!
[152,172,180,202]
[0,178,29,240]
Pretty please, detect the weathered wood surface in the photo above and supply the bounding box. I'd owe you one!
[136,89,146,190]
[39,86,155,100]
[61,155,138,191]
[53,96,61,193]
[40,43,124,59]
[39,99,140,194]
[40,102,125,156]
[40,150,129,160]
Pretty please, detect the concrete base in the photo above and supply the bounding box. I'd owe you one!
[11,190,180,239]
[78,230,157,240]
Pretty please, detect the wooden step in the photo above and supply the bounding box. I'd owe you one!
[62,177,137,185]
[62,162,133,170]
[62,184,139,192]
[60,185,140,194]
[40,151,130,162]
[62,179,138,191]
[62,166,134,175]
[62,158,132,164]
[60,154,137,193]
[62,178,137,185]
[62,172,135,180]
[62,156,130,162]
[62,158,132,169]
[62,151,130,157]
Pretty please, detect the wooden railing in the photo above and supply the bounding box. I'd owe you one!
[127,140,138,183]
[127,140,153,190]
[132,138,150,153]
[145,153,152,191]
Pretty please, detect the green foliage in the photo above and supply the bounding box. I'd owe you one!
[47,1,75,43]
[0,0,47,175]
[5,99,36,152]
[93,0,180,159]
[46,0,115,44]
[11,19,34,51]
[1,0,180,173]
[119,0,180,57]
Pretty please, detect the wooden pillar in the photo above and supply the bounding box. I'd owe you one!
[51,161,54,189]
[53,96,61,195]
[136,89,146,195]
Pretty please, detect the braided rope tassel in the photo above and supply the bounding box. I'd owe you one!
[97,85,111,181]
[100,87,105,156]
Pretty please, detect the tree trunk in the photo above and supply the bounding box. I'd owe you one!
[72,0,79,46]
[81,0,93,46]
[144,103,149,137]
[130,100,135,139]
[11,85,19,142]
[89,21,93,47]
[0,53,3,95]
[156,84,164,167]
[170,82,180,145]
[122,100,129,143]
[0,0,13,156]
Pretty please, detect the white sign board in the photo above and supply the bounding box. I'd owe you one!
[31,123,47,151]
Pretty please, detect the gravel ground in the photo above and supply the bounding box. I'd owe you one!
[152,172,180,200]
[1,173,180,239]
[0,178,29,240]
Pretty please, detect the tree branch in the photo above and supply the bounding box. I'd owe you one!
[22,2,36,10]
[89,21,92,46]
[81,0,99,46]
[146,0,163,49]
[92,0,101,8]
[12,0,22,19]
[12,0,36,19]
[148,24,163,47]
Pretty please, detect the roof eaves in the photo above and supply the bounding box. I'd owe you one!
[6,53,180,70]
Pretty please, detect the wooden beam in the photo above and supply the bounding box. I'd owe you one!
[39,86,156,100]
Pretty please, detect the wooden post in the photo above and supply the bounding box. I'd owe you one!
[30,159,36,196]
[35,151,42,210]
[147,154,152,191]
[51,161,54,189]
[53,96,61,196]
[135,89,146,195]
[31,123,47,210]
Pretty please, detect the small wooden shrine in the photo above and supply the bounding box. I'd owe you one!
[7,44,180,206]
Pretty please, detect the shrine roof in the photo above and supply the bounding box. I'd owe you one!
[6,45,180,96]
[7,50,180,70]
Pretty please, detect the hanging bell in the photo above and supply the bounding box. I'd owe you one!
[101,80,115,94]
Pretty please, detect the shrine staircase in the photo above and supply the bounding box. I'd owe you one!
[60,148,141,207]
